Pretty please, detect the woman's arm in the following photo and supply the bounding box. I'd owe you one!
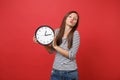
[33,36,55,54]
[52,36,69,57]
[44,45,55,54]
[53,46,69,57]
[52,31,80,60]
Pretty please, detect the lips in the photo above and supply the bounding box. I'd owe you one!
[70,20,73,24]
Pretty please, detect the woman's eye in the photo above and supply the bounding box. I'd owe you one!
[69,16,72,18]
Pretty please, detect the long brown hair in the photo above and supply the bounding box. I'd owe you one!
[56,11,80,49]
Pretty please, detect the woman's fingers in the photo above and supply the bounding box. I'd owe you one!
[33,36,38,43]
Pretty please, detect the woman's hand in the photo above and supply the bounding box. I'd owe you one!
[52,37,69,58]
[44,45,54,54]
[33,36,38,44]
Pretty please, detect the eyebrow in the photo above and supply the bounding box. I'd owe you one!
[69,15,77,17]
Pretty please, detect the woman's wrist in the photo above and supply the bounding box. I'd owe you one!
[54,46,58,50]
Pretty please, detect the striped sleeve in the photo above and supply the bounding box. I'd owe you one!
[68,31,80,60]
[54,28,59,36]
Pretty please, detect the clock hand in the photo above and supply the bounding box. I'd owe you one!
[46,34,52,36]
[45,31,47,36]
[45,31,52,36]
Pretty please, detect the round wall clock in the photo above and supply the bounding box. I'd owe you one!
[35,25,54,45]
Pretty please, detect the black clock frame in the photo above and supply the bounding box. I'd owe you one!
[35,25,55,46]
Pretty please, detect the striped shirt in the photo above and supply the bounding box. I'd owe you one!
[52,28,80,70]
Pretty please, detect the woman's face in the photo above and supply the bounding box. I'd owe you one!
[65,13,78,27]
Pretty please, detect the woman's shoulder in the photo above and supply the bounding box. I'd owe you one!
[74,30,80,35]
[54,28,60,32]
[73,30,80,39]
[54,28,60,35]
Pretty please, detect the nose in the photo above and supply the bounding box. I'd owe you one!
[71,17,74,20]
[70,19,73,23]
[70,18,74,21]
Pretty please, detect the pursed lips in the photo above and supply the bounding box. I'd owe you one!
[70,20,74,24]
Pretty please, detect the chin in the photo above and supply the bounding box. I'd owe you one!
[69,24,73,26]
[66,23,75,28]
[70,24,75,27]
[69,25,74,28]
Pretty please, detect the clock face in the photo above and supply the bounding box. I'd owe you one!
[35,25,54,45]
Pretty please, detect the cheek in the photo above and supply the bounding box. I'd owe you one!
[66,19,69,23]
[73,21,77,25]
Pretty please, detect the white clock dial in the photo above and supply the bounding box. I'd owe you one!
[35,25,54,45]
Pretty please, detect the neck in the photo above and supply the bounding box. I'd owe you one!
[64,25,72,33]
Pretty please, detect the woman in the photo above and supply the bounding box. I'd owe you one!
[34,11,80,80]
